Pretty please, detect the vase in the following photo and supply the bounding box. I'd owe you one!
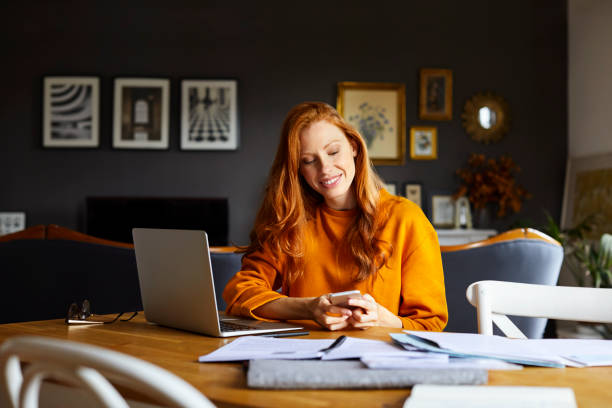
[473,207,491,229]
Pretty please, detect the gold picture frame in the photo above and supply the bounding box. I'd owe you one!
[337,82,406,166]
[419,68,453,121]
[561,152,612,238]
[410,126,437,160]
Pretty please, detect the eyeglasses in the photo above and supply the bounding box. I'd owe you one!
[65,299,138,325]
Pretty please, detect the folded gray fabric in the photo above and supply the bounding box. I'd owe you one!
[247,360,488,389]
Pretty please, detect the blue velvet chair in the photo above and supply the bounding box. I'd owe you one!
[441,228,563,338]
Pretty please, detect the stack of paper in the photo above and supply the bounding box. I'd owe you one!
[198,335,520,371]
[393,330,612,368]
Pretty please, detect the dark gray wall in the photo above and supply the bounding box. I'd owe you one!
[1,1,567,245]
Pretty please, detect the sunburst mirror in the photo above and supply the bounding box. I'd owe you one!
[461,92,510,144]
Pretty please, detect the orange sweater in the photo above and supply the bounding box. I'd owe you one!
[223,190,448,331]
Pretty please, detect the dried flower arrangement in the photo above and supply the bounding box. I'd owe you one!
[453,153,531,217]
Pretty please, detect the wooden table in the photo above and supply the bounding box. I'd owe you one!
[1,315,612,407]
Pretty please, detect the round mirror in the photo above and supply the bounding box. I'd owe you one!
[461,92,510,144]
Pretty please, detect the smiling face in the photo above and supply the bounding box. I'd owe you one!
[299,120,358,210]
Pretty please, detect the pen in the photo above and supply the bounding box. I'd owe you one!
[259,331,310,338]
[318,335,347,354]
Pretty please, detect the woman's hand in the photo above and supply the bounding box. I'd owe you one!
[308,295,354,331]
[345,294,403,329]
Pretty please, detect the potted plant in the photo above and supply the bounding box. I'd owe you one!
[544,214,612,288]
[544,214,612,337]
[454,154,531,226]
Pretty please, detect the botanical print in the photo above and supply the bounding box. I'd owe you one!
[413,130,433,156]
[348,102,392,149]
[574,168,612,239]
[342,88,399,159]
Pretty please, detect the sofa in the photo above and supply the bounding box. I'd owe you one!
[0,225,242,324]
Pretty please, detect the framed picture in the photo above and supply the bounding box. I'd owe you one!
[419,68,453,121]
[561,152,612,238]
[113,78,170,149]
[43,76,99,148]
[431,194,455,228]
[404,183,422,208]
[382,182,397,195]
[181,79,239,150]
[410,126,437,160]
[337,82,406,166]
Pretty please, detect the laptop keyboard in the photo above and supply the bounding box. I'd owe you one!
[220,321,252,332]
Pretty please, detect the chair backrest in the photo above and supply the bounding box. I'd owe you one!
[0,336,215,408]
[1,225,243,323]
[441,228,563,338]
[466,280,612,338]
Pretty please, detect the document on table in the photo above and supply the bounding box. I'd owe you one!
[198,335,426,362]
[395,330,612,367]
[198,336,333,362]
[403,385,577,408]
[320,336,417,360]
[391,332,566,367]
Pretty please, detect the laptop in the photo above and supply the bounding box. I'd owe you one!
[132,228,303,337]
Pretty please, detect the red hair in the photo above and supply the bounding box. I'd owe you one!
[245,102,392,283]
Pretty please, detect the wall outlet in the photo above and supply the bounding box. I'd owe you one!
[0,212,26,236]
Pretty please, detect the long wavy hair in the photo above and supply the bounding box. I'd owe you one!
[244,102,392,284]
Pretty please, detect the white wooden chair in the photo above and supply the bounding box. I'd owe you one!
[0,336,215,408]
[466,280,612,339]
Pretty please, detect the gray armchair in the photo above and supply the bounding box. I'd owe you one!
[441,228,563,338]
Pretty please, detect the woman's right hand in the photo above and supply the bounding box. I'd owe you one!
[308,294,353,331]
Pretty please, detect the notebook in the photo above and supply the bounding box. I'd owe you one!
[132,228,303,337]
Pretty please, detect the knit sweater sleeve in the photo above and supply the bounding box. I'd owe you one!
[222,246,287,321]
[396,204,448,331]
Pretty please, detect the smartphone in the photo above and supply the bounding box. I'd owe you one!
[328,290,362,306]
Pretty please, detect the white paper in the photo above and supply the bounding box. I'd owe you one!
[403,385,577,408]
[198,336,333,362]
[403,331,567,366]
[405,331,612,367]
[320,336,412,360]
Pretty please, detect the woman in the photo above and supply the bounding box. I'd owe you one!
[223,102,447,331]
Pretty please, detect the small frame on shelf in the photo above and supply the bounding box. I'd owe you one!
[561,152,612,238]
[403,183,422,208]
[410,126,437,160]
[419,68,453,121]
[113,78,170,149]
[337,81,406,166]
[0,212,26,236]
[382,182,398,195]
[431,194,455,228]
[43,76,100,148]
[181,79,239,150]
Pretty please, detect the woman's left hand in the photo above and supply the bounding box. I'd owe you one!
[345,294,403,329]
